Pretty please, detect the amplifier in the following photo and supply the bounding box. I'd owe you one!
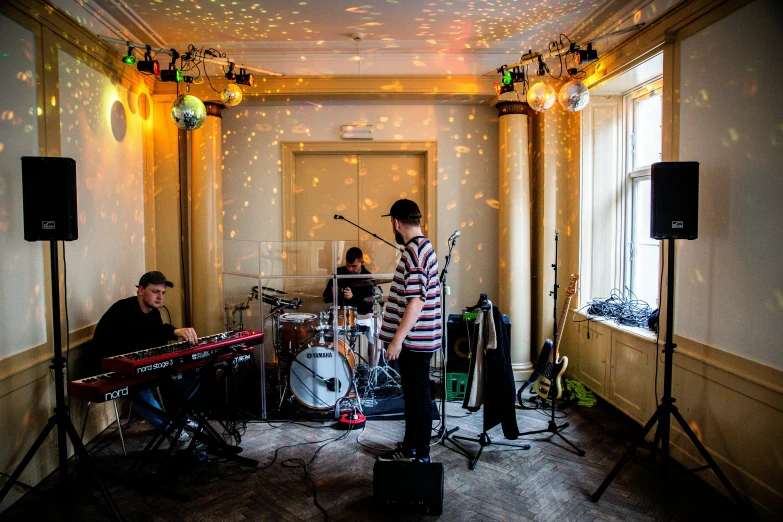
[446,313,511,373]
[373,460,444,516]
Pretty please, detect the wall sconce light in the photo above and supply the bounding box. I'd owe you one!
[341,124,373,140]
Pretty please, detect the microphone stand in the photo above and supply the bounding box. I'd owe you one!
[432,235,472,460]
[333,215,403,253]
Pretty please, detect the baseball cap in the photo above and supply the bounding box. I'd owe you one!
[138,271,174,288]
[382,199,422,219]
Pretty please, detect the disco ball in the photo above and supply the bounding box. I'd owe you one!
[170,94,207,131]
[221,83,243,107]
[558,80,590,112]
[527,81,556,112]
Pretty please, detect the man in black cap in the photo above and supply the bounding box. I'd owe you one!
[92,271,198,433]
[322,246,378,359]
[378,199,442,463]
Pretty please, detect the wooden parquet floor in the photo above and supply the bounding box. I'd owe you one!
[0,398,744,522]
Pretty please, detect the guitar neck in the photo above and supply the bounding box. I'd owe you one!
[553,293,574,356]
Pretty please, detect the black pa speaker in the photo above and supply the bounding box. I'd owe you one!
[373,460,444,515]
[446,313,511,373]
[650,161,698,240]
[21,156,78,242]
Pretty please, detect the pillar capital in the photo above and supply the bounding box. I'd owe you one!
[496,101,530,117]
[204,101,226,118]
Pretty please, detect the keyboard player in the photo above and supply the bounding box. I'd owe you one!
[91,271,198,436]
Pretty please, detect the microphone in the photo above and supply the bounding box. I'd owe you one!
[448,230,461,242]
[334,214,344,220]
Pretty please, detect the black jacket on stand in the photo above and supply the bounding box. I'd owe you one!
[462,305,520,439]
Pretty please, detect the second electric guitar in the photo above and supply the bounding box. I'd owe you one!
[537,274,579,400]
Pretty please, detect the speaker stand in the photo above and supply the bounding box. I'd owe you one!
[0,241,123,521]
[591,240,745,510]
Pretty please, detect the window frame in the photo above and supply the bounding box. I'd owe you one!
[622,80,662,306]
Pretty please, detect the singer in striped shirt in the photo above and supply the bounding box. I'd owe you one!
[378,199,441,464]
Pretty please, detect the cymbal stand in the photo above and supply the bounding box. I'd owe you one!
[262,299,289,416]
[363,290,400,405]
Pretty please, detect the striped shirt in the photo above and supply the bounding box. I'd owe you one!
[380,236,442,352]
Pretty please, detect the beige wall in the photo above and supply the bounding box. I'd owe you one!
[568,0,783,518]
[221,104,500,312]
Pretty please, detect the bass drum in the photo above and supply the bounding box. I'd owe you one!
[290,339,354,410]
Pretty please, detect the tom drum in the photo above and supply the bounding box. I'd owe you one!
[279,313,319,352]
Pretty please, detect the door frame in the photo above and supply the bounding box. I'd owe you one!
[281,141,438,248]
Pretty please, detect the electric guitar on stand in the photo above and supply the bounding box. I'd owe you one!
[536,274,578,400]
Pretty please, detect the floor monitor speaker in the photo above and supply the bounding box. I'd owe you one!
[650,161,698,240]
[373,460,444,515]
[21,156,78,242]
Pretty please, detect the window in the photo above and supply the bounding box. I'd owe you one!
[624,82,662,308]
[579,55,663,312]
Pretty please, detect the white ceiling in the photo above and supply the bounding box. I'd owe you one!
[55,0,671,77]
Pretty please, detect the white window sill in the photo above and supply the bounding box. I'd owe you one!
[573,309,658,343]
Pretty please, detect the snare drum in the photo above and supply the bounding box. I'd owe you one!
[290,338,355,409]
[325,306,356,329]
[279,313,319,351]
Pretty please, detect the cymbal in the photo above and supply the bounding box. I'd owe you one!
[349,277,394,287]
[288,291,322,298]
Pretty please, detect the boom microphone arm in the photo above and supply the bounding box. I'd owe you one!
[333,214,403,253]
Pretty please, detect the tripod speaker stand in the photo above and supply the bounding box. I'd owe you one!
[591,238,744,508]
[0,241,123,521]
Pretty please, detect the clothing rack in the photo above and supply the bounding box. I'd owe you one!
[447,294,530,470]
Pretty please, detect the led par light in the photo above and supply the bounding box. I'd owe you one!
[122,47,136,66]
[494,82,514,96]
[137,59,160,75]
[575,43,599,65]
[235,69,255,87]
[160,67,183,83]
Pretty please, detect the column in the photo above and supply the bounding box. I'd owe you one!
[497,102,534,380]
[190,102,225,335]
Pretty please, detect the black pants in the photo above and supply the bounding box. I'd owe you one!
[398,350,434,457]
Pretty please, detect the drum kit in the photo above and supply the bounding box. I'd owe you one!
[263,280,399,416]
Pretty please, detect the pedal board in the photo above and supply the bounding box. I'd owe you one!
[373,460,444,515]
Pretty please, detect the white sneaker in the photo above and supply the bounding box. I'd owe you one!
[169,430,191,448]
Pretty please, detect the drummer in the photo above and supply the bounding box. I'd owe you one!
[323,247,377,359]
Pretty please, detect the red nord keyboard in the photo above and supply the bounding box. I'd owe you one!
[101,330,263,376]
[73,346,256,403]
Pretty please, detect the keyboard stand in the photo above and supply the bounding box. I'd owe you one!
[125,352,258,487]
